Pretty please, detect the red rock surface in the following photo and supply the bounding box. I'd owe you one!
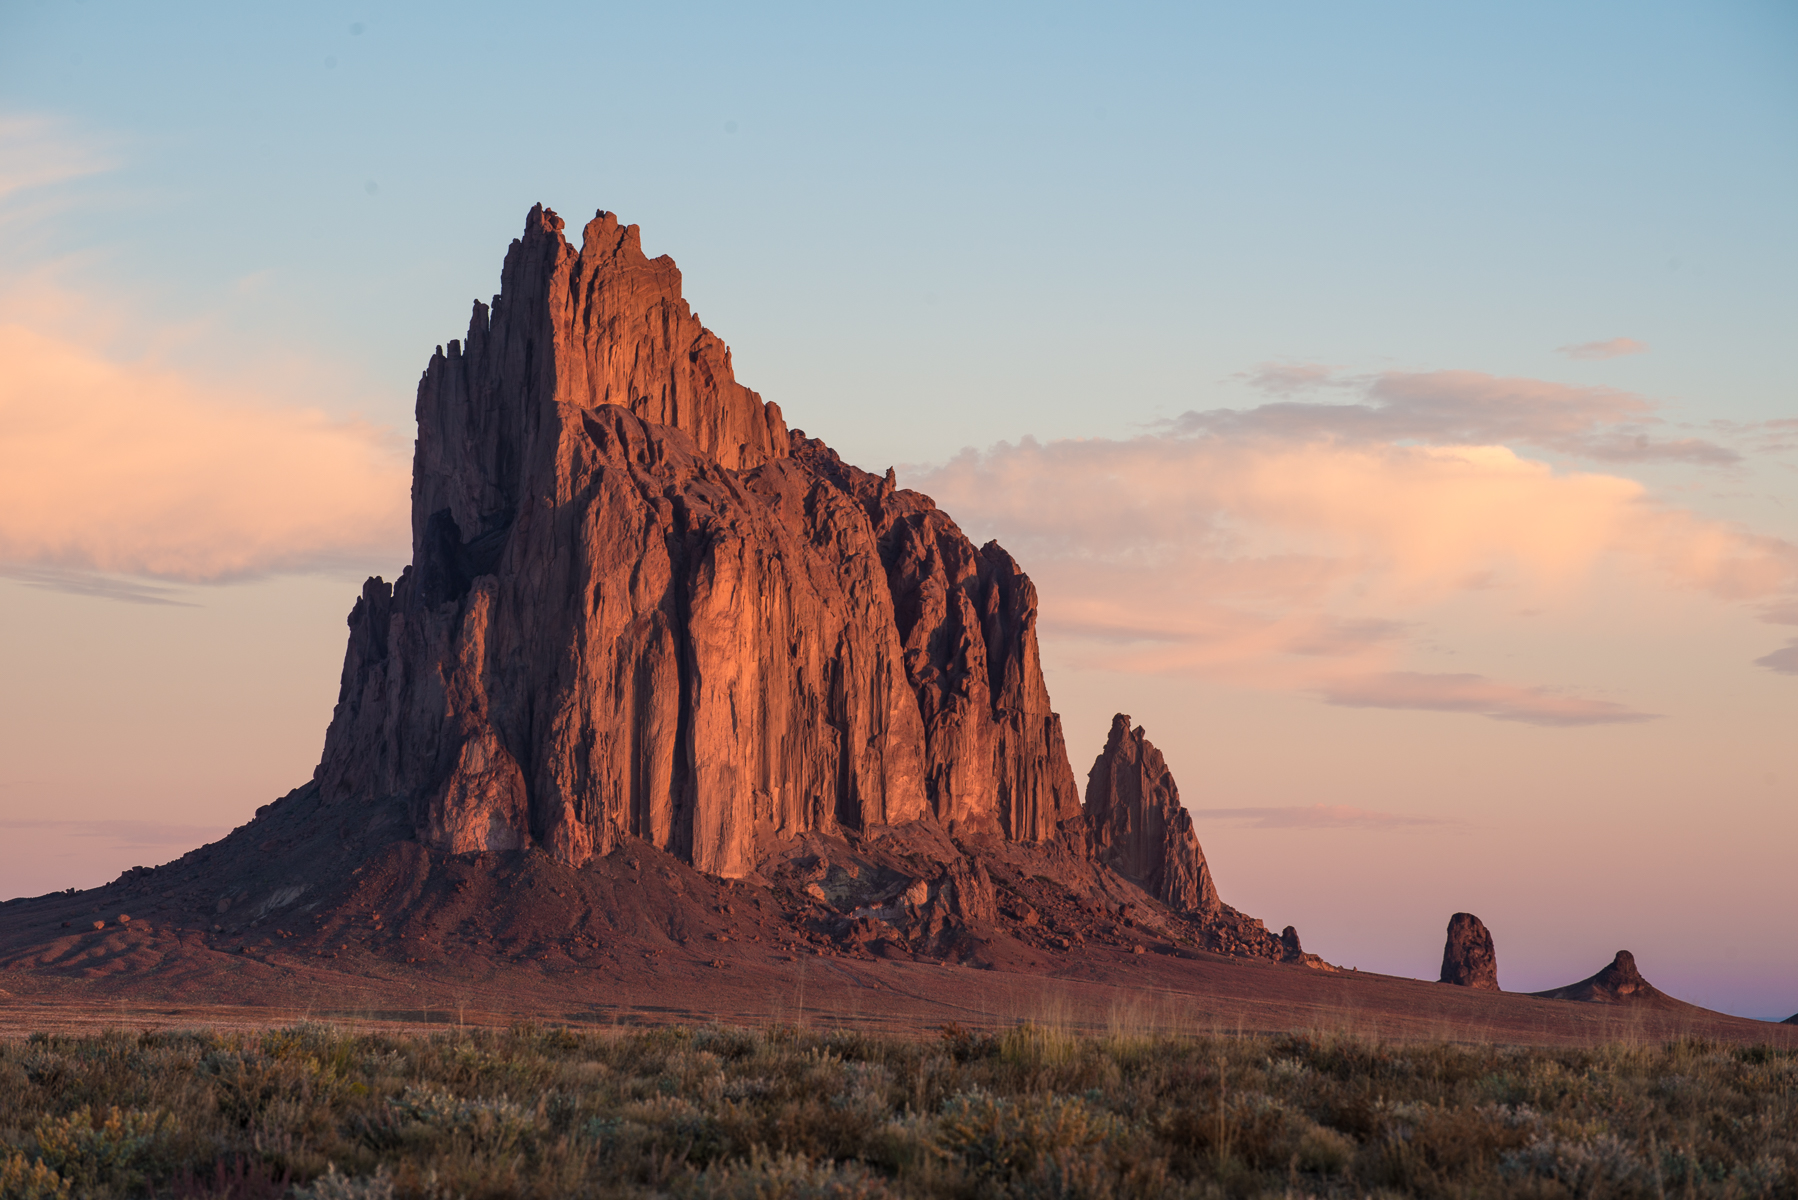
[1438,911,1499,990]
[1084,714,1219,915]
[316,206,1080,878]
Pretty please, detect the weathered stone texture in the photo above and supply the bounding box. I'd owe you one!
[1438,912,1500,990]
[315,205,1081,877]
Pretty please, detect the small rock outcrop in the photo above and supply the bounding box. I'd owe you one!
[1438,912,1499,990]
[316,206,1083,877]
[1083,715,1219,915]
[1533,951,1673,1006]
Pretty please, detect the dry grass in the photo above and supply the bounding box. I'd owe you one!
[0,1021,1794,1198]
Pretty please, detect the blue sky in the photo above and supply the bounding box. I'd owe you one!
[2,2,1795,1017]
[8,1,1796,456]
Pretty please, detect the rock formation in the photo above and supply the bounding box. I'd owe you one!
[316,206,1082,877]
[1083,715,1219,915]
[1438,912,1499,990]
[1532,951,1674,1006]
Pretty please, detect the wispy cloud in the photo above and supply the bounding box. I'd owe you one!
[1558,337,1648,361]
[0,565,197,606]
[1317,671,1657,726]
[0,114,114,207]
[1189,366,1737,465]
[1192,804,1458,829]
[1759,601,1798,627]
[1755,641,1798,676]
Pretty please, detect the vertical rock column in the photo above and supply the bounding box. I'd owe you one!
[1438,912,1500,990]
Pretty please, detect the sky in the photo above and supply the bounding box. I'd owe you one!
[1,2,1794,1019]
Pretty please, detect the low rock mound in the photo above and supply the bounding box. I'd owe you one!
[1438,912,1499,990]
[1532,951,1677,1007]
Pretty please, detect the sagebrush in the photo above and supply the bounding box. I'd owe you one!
[1,1021,1793,1198]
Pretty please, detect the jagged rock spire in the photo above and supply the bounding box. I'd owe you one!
[315,206,1082,877]
[1083,715,1219,915]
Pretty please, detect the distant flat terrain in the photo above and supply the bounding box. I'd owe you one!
[2,934,1790,1047]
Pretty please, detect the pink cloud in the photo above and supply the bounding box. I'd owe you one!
[0,324,409,581]
[1558,337,1648,360]
[910,425,1798,722]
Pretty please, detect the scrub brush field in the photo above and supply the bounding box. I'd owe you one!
[2,1022,1794,1199]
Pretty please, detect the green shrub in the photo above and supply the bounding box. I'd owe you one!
[30,1106,176,1192]
[937,1088,1119,1181]
[0,1153,69,1200]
